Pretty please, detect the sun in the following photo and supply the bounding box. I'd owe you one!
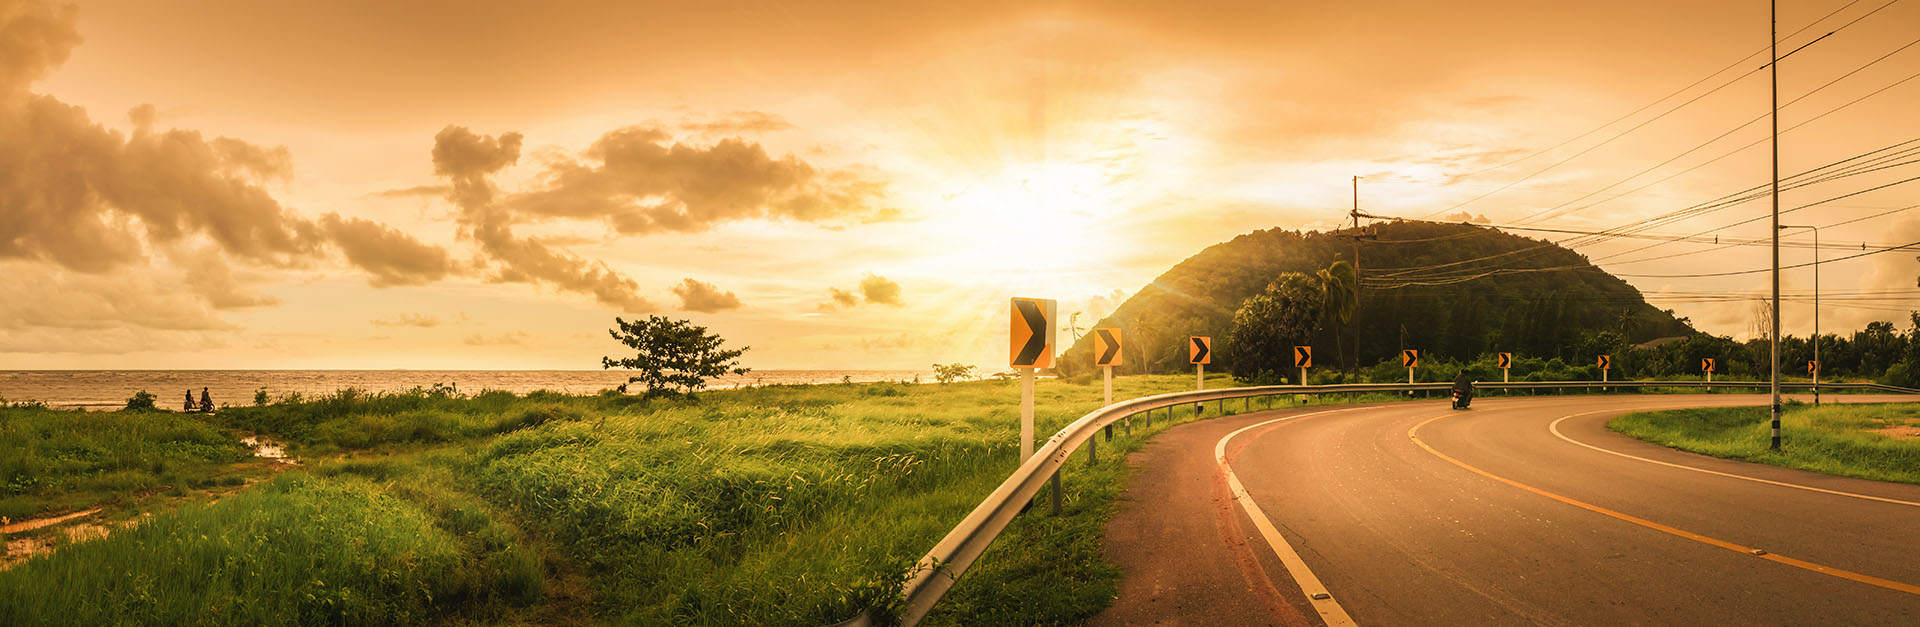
[925,159,1125,276]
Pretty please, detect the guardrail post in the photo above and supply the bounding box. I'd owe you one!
[1088,433,1097,464]
[1050,472,1062,515]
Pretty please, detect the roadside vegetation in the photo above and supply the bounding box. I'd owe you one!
[0,403,254,522]
[3,373,1344,625]
[1610,402,1920,485]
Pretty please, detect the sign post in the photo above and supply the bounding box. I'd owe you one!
[1498,352,1512,384]
[1009,298,1056,463]
[1190,336,1212,415]
[1294,346,1312,386]
[1401,349,1419,385]
[1809,360,1819,397]
[1094,328,1123,436]
[1598,355,1612,391]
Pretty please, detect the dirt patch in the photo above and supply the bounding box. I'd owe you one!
[1872,424,1920,439]
[2,508,100,534]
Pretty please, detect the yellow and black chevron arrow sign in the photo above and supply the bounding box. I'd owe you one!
[1008,297,1056,368]
[1597,355,1612,370]
[1401,349,1419,368]
[1189,336,1212,365]
[1702,358,1716,373]
[1293,346,1312,368]
[1093,328,1123,367]
[1498,352,1512,369]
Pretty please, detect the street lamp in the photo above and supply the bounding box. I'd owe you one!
[1779,224,1819,406]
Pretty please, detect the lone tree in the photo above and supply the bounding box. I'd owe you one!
[603,316,750,398]
[932,363,977,384]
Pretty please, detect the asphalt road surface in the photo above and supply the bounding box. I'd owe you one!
[1095,394,1920,626]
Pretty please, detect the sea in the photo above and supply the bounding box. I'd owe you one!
[0,370,931,411]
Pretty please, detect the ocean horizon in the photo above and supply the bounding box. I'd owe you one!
[0,369,932,410]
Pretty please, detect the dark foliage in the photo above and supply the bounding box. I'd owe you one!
[1060,220,1696,373]
[602,316,751,398]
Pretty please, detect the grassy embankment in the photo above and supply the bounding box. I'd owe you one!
[1610,402,1920,485]
[0,405,259,522]
[3,375,1390,625]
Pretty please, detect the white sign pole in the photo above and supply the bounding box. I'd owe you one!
[1020,369,1035,462]
[1103,365,1113,406]
[1195,363,1205,415]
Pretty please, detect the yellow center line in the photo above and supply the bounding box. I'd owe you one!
[1409,414,1920,596]
[1548,410,1920,508]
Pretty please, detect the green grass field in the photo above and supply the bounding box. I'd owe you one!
[0,406,255,522]
[5,375,1335,625]
[1609,402,1920,485]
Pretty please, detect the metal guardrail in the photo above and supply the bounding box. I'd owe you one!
[856,379,1920,626]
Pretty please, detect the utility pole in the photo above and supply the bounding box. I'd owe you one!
[1769,0,1783,451]
[1345,176,1376,369]
[1352,175,1361,229]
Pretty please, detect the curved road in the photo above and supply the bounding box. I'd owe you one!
[1095,394,1920,626]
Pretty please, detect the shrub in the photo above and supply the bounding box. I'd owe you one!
[122,390,157,412]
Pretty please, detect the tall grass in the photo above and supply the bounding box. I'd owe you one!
[0,406,249,520]
[10,375,1400,625]
[202,375,1258,624]
[0,473,542,625]
[1610,402,1920,484]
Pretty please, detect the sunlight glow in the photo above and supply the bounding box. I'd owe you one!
[926,159,1126,274]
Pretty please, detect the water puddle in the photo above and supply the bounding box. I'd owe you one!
[3,516,134,571]
[240,435,297,464]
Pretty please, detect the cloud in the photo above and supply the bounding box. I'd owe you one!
[463,331,529,346]
[175,247,280,309]
[671,278,742,313]
[370,313,448,328]
[1080,288,1130,322]
[431,125,655,312]
[0,1,455,309]
[0,0,80,96]
[319,213,455,286]
[815,273,904,310]
[1441,211,1491,224]
[679,110,793,135]
[505,125,890,235]
[366,184,450,199]
[858,272,902,305]
[0,97,326,272]
[0,260,233,333]
[818,287,860,311]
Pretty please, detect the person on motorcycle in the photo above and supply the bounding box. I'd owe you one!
[1451,369,1474,408]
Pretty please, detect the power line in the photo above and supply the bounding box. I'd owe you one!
[1615,238,1920,278]
[1417,0,1893,220]
[1366,133,1920,281]
[1512,28,1920,227]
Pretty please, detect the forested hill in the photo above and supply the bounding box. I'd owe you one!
[1059,220,1697,375]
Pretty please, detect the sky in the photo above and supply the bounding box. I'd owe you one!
[3,0,1919,371]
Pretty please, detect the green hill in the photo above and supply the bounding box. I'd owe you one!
[1059,220,1696,375]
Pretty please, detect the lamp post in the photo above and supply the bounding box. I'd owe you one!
[1780,224,1820,406]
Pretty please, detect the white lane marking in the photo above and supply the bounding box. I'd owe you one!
[1548,410,1920,508]
[1215,406,1372,627]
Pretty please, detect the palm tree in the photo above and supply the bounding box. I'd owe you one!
[1318,261,1358,367]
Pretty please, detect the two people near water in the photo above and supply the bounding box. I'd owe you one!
[183,387,213,413]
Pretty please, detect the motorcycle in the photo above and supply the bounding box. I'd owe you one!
[1450,388,1472,410]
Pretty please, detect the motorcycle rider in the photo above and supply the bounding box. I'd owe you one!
[1451,369,1474,408]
